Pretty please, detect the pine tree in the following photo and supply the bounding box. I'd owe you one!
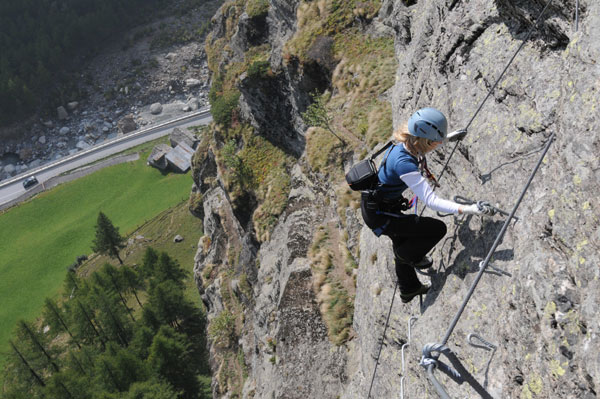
[146,280,188,330]
[120,265,145,308]
[8,340,45,387]
[42,298,81,349]
[96,265,136,322]
[148,326,199,398]
[122,378,180,399]
[92,212,125,264]
[68,299,105,348]
[16,320,60,373]
[90,285,132,347]
[154,252,187,288]
[140,247,159,278]
[94,343,149,394]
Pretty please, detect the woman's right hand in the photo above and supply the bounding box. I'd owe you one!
[460,201,495,216]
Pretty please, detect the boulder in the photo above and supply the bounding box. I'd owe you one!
[59,127,70,135]
[185,78,202,87]
[67,102,79,110]
[150,103,163,115]
[57,106,68,120]
[117,114,137,135]
[28,159,42,169]
[20,147,33,162]
[42,120,53,128]
[76,140,90,150]
[38,136,46,144]
[4,164,15,174]
[182,105,192,112]
[174,235,184,243]
[187,97,200,111]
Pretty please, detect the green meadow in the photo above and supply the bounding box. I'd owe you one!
[0,147,193,367]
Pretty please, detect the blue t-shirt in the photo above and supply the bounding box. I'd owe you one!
[376,144,419,200]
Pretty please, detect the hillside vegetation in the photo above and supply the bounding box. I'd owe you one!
[0,142,192,369]
[194,0,398,395]
[2,248,211,399]
[0,0,174,128]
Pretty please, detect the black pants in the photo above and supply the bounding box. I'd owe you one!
[361,196,447,294]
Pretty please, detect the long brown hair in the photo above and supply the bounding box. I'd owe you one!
[393,123,438,156]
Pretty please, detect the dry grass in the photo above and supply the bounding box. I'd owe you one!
[309,224,355,345]
[336,185,361,225]
[306,127,345,176]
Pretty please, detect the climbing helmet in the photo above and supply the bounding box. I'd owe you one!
[407,107,448,142]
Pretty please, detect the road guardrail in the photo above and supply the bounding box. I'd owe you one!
[0,107,211,189]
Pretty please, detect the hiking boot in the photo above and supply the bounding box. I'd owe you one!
[413,255,433,270]
[394,250,434,270]
[400,284,430,303]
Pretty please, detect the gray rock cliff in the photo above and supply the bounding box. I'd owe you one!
[193,0,599,398]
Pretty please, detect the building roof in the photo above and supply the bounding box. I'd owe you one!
[170,127,199,149]
[147,143,172,170]
[165,142,195,172]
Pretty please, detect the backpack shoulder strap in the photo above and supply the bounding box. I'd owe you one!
[369,141,394,161]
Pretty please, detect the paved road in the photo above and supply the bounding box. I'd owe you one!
[0,108,212,207]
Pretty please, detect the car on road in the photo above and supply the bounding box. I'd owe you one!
[23,176,38,189]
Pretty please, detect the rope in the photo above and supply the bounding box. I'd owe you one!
[420,0,554,216]
[366,282,397,399]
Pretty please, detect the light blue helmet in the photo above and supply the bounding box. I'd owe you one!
[407,107,448,141]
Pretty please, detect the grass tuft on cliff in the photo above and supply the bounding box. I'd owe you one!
[309,224,356,345]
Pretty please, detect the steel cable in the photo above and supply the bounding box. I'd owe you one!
[368,1,554,397]
[421,0,554,213]
[366,282,397,399]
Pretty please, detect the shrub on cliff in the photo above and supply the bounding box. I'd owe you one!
[246,0,269,18]
[247,60,271,80]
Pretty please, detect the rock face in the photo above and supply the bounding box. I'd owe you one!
[238,165,348,399]
[356,1,600,398]
[193,1,600,398]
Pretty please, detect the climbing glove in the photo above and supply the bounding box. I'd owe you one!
[446,128,468,142]
[461,201,496,216]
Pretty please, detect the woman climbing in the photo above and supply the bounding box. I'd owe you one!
[360,107,493,303]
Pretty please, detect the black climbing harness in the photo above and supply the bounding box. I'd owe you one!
[362,143,413,224]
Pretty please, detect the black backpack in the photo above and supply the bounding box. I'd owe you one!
[345,141,394,191]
